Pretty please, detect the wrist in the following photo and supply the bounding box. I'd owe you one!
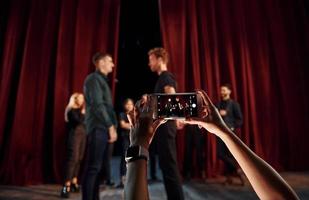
[130,139,150,150]
[125,145,149,163]
[217,127,235,141]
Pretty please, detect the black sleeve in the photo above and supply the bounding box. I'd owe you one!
[162,73,177,90]
[233,101,243,128]
[119,112,128,122]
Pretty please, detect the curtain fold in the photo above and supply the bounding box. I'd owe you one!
[0,0,120,185]
[159,0,309,177]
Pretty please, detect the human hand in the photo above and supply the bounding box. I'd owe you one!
[127,95,167,149]
[184,90,230,137]
[108,125,117,143]
[176,120,185,130]
[68,94,77,107]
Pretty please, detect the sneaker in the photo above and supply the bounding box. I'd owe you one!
[60,186,70,198]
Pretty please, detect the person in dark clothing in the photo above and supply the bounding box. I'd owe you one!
[216,83,244,185]
[100,142,115,186]
[183,125,206,181]
[148,134,158,181]
[115,98,134,188]
[61,93,87,198]
[82,52,118,200]
[147,47,184,200]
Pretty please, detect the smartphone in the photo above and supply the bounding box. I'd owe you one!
[152,92,201,120]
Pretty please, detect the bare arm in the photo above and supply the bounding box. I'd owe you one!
[185,90,299,200]
[219,128,298,199]
[124,97,166,200]
[125,160,149,200]
[120,119,131,130]
[164,85,176,94]
[64,106,72,122]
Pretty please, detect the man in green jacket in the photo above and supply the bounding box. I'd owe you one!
[82,52,117,200]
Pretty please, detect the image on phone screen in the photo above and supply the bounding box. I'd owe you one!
[155,93,198,119]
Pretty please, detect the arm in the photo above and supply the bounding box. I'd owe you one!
[64,95,77,122]
[185,90,299,200]
[220,129,298,199]
[163,72,177,94]
[64,106,72,122]
[120,119,131,130]
[125,160,149,200]
[164,85,176,94]
[124,97,166,200]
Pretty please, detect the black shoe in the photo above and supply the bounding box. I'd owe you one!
[116,182,124,188]
[71,183,80,193]
[60,186,70,198]
[151,176,158,181]
[105,180,115,187]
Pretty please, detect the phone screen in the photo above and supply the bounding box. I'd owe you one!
[155,93,198,119]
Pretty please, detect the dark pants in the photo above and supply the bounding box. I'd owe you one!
[120,134,130,177]
[100,142,114,183]
[149,135,157,179]
[64,125,86,182]
[82,128,108,200]
[217,138,237,174]
[156,122,184,200]
[183,125,205,178]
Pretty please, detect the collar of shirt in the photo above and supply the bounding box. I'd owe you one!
[95,70,109,82]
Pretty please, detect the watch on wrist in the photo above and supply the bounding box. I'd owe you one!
[125,145,149,163]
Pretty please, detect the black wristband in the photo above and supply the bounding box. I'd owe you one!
[126,155,148,163]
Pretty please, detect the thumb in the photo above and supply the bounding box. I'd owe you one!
[153,119,167,133]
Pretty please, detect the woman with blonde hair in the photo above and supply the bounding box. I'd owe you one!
[61,93,87,198]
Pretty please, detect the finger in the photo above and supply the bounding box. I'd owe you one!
[148,95,156,114]
[140,95,155,116]
[183,119,204,130]
[183,117,201,124]
[153,119,167,132]
[195,89,214,107]
[141,94,148,104]
[200,106,209,118]
[135,99,146,116]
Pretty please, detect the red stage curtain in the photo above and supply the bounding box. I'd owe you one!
[0,0,120,185]
[159,0,309,177]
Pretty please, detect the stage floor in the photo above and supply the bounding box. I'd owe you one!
[1,156,309,199]
[1,172,309,199]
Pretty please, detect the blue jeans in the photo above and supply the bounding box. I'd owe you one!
[82,128,108,200]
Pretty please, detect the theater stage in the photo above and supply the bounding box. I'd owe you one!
[0,172,309,200]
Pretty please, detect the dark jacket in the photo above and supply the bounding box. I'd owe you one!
[83,70,117,133]
[216,99,243,129]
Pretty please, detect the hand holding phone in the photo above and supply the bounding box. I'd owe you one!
[151,92,202,120]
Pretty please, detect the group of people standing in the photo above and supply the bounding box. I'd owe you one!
[60,47,245,200]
